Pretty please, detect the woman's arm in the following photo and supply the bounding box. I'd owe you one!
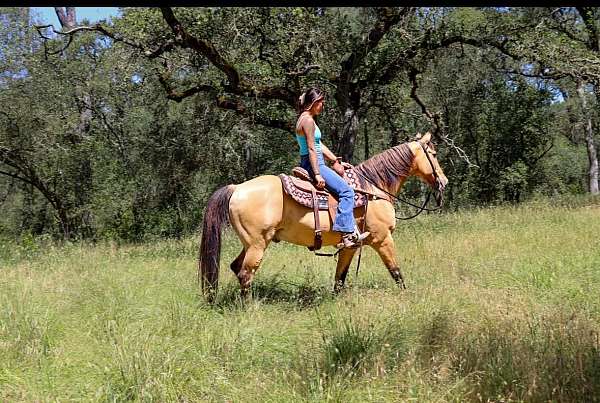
[320,143,338,163]
[321,143,345,176]
[301,119,326,189]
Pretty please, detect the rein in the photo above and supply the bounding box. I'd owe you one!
[355,172,437,219]
[353,142,442,220]
[354,163,442,220]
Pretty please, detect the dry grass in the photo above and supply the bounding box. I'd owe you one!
[1,195,600,401]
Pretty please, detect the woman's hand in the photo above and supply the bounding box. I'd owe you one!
[332,160,345,177]
[314,174,326,189]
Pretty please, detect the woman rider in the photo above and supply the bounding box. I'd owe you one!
[295,87,370,248]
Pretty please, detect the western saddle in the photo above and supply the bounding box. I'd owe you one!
[278,165,381,251]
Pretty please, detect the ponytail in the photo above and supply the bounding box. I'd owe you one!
[297,87,324,113]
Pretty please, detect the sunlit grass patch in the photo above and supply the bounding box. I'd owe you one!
[1,195,600,401]
[452,313,600,402]
[0,287,54,363]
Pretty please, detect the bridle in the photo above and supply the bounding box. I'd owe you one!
[420,142,441,188]
[353,141,443,220]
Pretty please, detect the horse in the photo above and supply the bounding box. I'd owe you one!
[198,131,448,301]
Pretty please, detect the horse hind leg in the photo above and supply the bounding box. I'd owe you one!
[230,249,246,275]
[237,245,266,299]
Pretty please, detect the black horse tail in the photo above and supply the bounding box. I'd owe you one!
[199,184,235,301]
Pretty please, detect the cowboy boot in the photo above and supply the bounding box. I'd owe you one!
[336,227,370,249]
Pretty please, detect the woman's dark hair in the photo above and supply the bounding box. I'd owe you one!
[297,87,324,113]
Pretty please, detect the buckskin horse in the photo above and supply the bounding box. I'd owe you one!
[199,131,448,301]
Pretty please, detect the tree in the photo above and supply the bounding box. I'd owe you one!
[2,6,595,239]
[474,7,600,194]
[1,8,109,238]
[37,7,499,162]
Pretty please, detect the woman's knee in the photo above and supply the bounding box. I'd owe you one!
[339,185,354,199]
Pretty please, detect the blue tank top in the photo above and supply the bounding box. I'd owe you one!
[296,123,322,157]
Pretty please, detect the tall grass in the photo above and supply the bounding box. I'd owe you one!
[1,195,600,401]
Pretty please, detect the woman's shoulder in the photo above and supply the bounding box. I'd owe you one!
[296,113,315,133]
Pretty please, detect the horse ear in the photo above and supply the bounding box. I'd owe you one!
[419,131,432,144]
[415,132,422,140]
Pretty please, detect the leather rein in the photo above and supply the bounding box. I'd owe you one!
[353,141,443,220]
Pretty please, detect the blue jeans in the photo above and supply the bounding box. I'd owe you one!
[300,155,356,233]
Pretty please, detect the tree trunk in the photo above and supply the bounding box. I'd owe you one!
[56,204,71,240]
[54,7,76,30]
[389,128,399,148]
[33,177,74,239]
[363,118,370,160]
[244,141,254,179]
[578,82,599,194]
[336,107,360,162]
[585,125,599,194]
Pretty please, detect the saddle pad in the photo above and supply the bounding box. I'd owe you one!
[343,168,363,190]
[279,172,367,210]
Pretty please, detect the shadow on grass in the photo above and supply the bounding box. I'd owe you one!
[288,309,600,402]
[211,272,335,310]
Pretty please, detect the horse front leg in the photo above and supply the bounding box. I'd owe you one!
[334,248,357,293]
[371,235,406,289]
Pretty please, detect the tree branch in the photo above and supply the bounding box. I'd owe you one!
[531,138,555,166]
[215,97,293,131]
[408,67,478,168]
[0,169,36,187]
[548,8,589,46]
[342,7,412,77]
[370,32,527,88]
[0,152,60,212]
[34,23,154,58]
[285,64,320,77]
[157,72,292,131]
[36,8,300,113]
[408,66,438,127]
[336,7,413,108]
[160,7,241,88]
[159,8,298,106]
[497,64,572,81]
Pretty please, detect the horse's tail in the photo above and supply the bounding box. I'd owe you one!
[199,184,235,301]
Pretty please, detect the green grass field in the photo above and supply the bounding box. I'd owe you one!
[2,196,600,402]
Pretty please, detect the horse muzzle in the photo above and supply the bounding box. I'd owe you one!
[434,177,447,207]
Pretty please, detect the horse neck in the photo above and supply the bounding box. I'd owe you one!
[354,143,415,196]
[389,175,408,196]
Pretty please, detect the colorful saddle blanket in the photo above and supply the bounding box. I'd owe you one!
[278,167,367,210]
[279,166,372,251]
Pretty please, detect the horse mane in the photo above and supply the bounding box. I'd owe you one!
[353,143,414,193]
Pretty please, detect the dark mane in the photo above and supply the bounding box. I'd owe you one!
[354,143,414,193]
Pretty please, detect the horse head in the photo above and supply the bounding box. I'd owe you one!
[411,132,448,206]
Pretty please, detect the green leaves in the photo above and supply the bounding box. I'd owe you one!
[447,7,487,34]
[2,7,599,238]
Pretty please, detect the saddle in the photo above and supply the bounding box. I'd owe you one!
[278,166,369,251]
